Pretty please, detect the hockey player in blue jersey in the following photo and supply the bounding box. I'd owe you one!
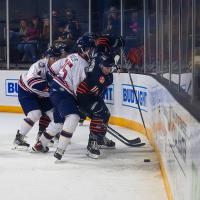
[78,34,124,125]
[77,54,116,158]
[13,46,61,150]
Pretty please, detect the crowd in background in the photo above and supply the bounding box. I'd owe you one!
[9,8,81,63]
[8,5,144,71]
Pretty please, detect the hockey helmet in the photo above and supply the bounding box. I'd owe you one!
[77,35,96,60]
[99,54,115,68]
[58,43,71,54]
[77,35,95,50]
[45,46,61,58]
[96,34,125,53]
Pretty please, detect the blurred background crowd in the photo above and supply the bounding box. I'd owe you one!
[0,0,144,70]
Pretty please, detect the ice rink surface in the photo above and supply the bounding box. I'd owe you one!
[0,113,167,200]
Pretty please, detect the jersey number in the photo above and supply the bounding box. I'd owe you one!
[61,59,73,79]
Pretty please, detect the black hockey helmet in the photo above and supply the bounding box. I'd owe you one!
[77,35,95,60]
[45,46,61,58]
[99,54,115,68]
[57,43,71,54]
[83,32,98,41]
[96,34,125,53]
[77,35,96,49]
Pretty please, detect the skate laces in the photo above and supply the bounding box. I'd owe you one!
[103,136,111,144]
[91,141,99,150]
[17,133,27,142]
[56,148,65,155]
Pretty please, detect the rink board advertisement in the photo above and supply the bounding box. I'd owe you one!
[0,71,24,107]
[1,70,200,200]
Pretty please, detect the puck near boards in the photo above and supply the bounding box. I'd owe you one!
[144,159,151,162]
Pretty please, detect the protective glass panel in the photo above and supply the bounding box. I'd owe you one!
[9,0,50,68]
[91,0,120,36]
[0,0,7,69]
[123,0,143,72]
[180,0,192,98]
[171,0,180,89]
[193,0,200,102]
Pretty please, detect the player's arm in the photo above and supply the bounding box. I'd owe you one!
[26,64,49,97]
[77,73,100,115]
[47,59,63,81]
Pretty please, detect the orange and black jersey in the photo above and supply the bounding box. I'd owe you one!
[77,66,113,104]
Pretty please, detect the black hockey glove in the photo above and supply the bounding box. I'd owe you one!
[90,101,104,118]
[89,101,110,123]
[114,36,125,48]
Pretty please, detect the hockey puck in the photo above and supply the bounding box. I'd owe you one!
[144,159,151,162]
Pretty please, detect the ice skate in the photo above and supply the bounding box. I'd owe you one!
[54,148,65,160]
[32,141,49,153]
[36,130,43,142]
[98,136,116,149]
[87,138,100,159]
[13,130,30,151]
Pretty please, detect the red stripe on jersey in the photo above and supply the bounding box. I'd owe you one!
[77,87,87,94]
[90,126,105,133]
[48,66,56,76]
[19,77,33,93]
[27,77,42,85]
[29,79,44,88]
[54,76,75,96]
[79,83,89,92]
[81,81,88,87]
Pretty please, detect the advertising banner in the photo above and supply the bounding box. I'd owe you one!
[0,70,200,200]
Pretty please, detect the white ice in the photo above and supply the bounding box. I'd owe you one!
[0,113,167,200]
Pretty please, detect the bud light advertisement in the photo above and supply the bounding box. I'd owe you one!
[5,79,19,97]
[122,84,148,112]
[104,84,114,105]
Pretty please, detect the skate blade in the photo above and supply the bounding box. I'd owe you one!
[86,150,99,159]
[99,145,116,149]
[47,143,54,148]
[52,141,59,148]
[11,145,29,151]
[29,147,40,153]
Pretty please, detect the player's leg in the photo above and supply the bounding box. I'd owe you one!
[14,86,42,149]
[96,104,115,149]
[87,101,115,158]
[87,118,105,158]
[79,112,87,126]
[53,91,80,160]
[32,97,54,146]
[32,99,61,152]
[37,114,51,142]
[54,114,80,160]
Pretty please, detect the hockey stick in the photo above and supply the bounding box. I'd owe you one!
[107,129,145,147]
[121,49,149,140]
[107,125,141,144]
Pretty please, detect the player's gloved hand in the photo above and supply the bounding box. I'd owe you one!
[121,60,133,70]
[116,36,125,48]
[90,101,104,117]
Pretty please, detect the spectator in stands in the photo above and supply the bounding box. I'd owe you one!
[40,15,50,53]
[42,15,50,41]
[53,21,69,43]
[63,9,81,40]
[52,10,59,40]
[129,12,139,37]
[17,16,41,62]
[106,6,120,35]
[10,19,28,45]
[126,43,144,73]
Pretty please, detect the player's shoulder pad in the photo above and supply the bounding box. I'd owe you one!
[68,53,79,63]
[37,58,47,68]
